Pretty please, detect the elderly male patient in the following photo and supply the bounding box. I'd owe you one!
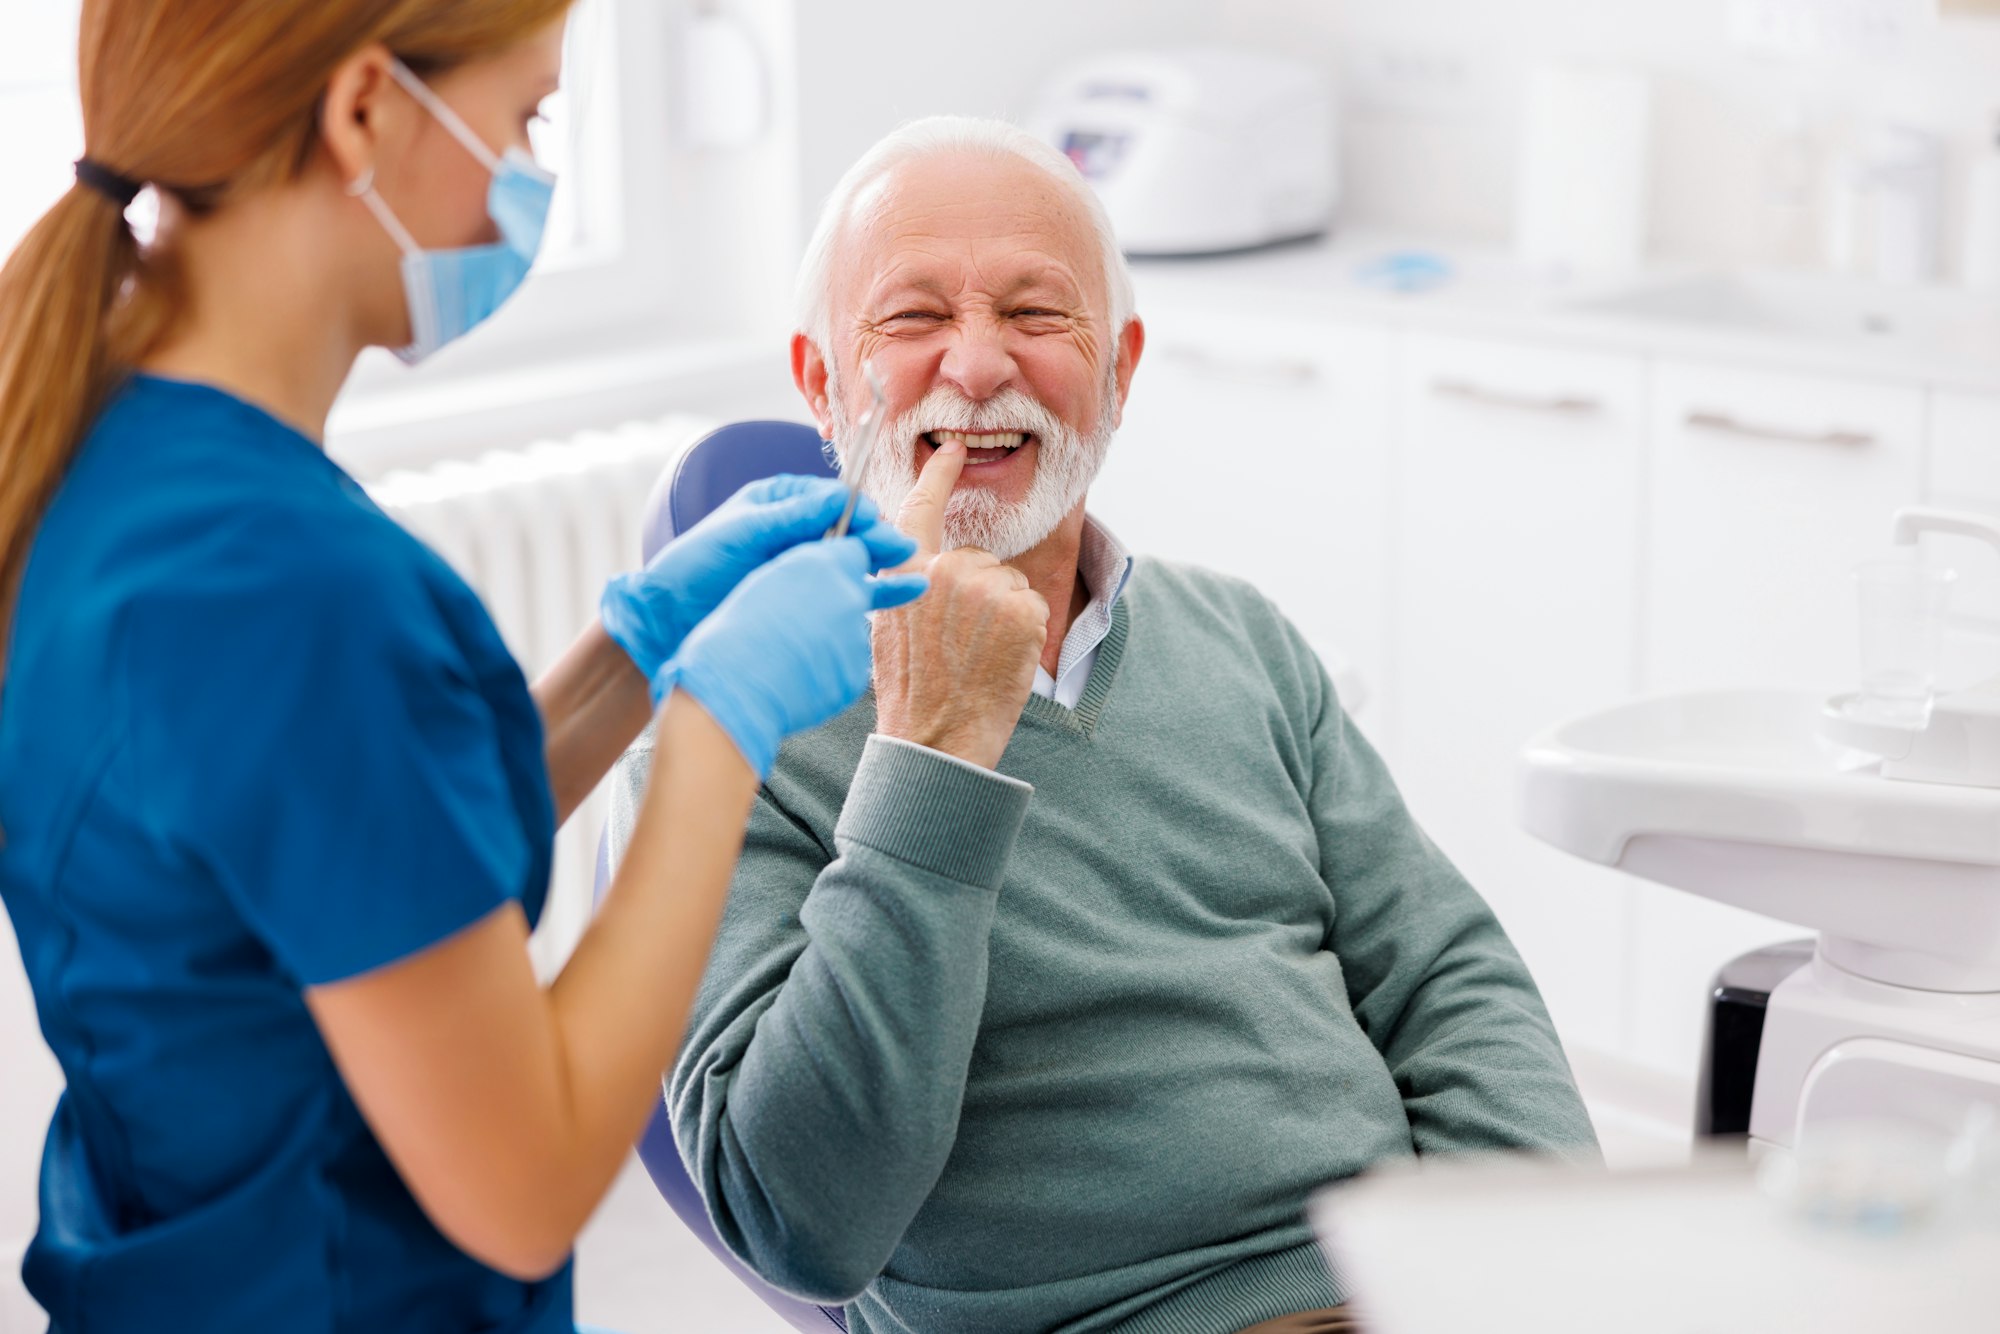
[609,116,1597,1334]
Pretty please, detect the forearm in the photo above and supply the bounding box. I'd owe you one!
[681,737,1030,1299]
[533,619,654,826]
[308,693,758,1282]
[530,693,761,1250]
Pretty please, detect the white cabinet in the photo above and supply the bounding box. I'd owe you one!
[1644,361,1926,693]
[1391,332,1646,1057]
[1926,389,2000,506]
[1092,305,1394,723]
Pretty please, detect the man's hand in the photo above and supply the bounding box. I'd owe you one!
[872,441,1048,771]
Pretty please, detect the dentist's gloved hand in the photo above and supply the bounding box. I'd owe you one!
[654,537,928,778]
[600,475,917,682]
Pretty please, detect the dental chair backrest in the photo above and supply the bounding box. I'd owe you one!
[596,419,848,1333]
[641,419,841,568]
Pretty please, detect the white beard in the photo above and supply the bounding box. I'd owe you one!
[827,365,1118,562]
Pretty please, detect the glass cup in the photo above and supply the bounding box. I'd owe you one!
[1850,558,1957,727]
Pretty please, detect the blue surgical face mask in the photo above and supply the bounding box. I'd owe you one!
[350,58,557,365]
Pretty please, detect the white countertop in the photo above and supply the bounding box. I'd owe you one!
[1127,231,2000,396]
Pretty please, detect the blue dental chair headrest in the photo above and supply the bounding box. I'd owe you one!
[641,419,838,563]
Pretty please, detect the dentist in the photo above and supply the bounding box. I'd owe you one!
[0,2,923,1330]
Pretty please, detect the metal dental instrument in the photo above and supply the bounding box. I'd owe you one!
[829,360,887,540]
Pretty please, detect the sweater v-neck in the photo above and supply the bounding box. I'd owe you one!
[1018,597,1129,738]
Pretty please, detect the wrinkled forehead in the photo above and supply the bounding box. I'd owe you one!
[830,151,1108,322]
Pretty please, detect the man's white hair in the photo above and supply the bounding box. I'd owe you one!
[793,115,1136,356]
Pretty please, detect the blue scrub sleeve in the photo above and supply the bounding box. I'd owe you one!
[123,517,535,986]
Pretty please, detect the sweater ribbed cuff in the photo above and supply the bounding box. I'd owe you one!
[834,735,1032,889]
[1115,1241,1344,1334]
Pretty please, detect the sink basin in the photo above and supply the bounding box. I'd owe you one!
[1520,689,2000,991]
[1565,272,2000,362]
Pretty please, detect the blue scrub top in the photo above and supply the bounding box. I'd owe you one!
[0,375,570,1331]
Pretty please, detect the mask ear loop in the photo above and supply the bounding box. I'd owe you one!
[384,57,507,175]
[346,165,421,257]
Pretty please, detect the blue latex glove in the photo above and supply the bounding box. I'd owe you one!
[653,538,928,777]
[601,475,918,682]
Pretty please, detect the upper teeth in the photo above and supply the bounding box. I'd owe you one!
[933,430,1026,450]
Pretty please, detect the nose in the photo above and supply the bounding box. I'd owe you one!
[936,315,1019,402]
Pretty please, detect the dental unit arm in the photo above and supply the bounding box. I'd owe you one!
[1819,506,2000,786]
[1891,505,2000,554]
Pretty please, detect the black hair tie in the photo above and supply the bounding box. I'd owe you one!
[74,158,143,209]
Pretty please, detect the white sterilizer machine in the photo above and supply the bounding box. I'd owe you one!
[1028,49,1338,257]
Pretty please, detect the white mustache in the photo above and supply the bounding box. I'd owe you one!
[878,387,1064,478]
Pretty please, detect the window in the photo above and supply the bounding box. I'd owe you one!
[344,0,675,394]
[0,0,678,392]
[0,3,83,261]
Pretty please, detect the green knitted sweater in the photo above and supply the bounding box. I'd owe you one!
[611,558,1597,1334]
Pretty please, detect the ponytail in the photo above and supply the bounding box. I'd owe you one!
[0,179,139,668]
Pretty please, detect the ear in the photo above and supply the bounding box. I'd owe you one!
[791,332,835,439]
[1108,315,1145,431]
[317,43,409,190]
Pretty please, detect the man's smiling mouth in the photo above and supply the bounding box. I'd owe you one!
[921,430,1034,465]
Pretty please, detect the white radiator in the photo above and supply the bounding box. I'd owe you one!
[367,412,717,977]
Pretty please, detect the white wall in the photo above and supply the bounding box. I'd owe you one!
[1301,0,2000,273]
[783,0,2000,278]
[786,0,1236,242]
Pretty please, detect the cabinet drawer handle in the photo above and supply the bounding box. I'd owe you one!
[1685,410,1875,449]
[1431,379,1601,417]
[1159,345,1322,386]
